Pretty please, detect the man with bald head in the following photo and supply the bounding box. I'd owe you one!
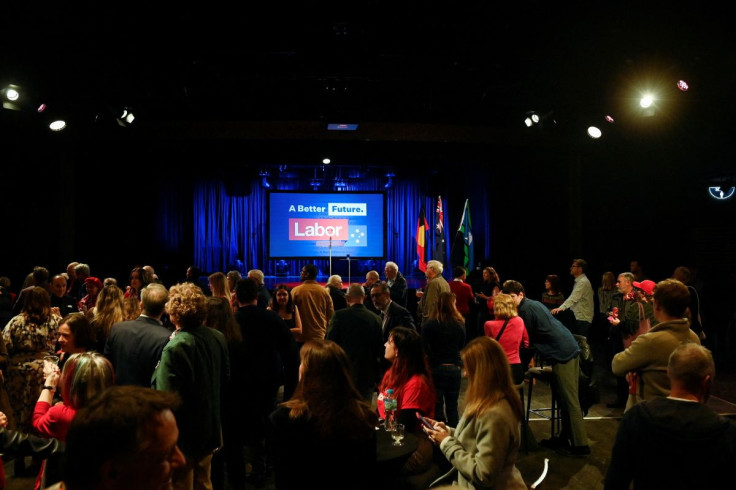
[327,283,384,401]
[50,274,79,317]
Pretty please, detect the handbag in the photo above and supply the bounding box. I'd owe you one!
[623,302,651,348]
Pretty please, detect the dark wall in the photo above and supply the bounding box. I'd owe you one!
[2,133,734,299]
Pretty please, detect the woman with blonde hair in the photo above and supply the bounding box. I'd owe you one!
[32,351,115,488]
[88,284,125,352]
[208,271,232,304]
[425,336,526,489]
[483,293,530,384]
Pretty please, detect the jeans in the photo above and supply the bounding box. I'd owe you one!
[432,364,462,427]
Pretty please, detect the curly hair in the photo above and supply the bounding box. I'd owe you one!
[492,293,518,320]
[166,282,206,329]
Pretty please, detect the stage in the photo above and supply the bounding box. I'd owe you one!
[263,275,426,291]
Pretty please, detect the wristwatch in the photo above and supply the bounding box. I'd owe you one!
[42,386,56,392]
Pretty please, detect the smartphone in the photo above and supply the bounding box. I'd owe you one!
[416,411,434,430]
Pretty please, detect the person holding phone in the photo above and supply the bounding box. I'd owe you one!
[423,336,526,489]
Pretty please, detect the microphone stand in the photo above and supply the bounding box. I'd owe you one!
[329,236,333,277]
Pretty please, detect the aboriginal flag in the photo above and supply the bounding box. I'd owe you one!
[416,204,429,272]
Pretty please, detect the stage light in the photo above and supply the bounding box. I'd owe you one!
[49,119,67,132]
[2,84,23,111]
[639,94,654,108]
[384,171,395,189]
[587,126,602,139]
[116,107,136,127]
[259,169,271,189]
[334,178,347,190]
[524,111,537,127]
[524,110,553,128]
[323,158,331,164]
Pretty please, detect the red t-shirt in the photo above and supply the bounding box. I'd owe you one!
[377,374,435,420]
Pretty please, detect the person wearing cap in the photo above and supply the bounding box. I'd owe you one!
[612,279,701,412]
[605,272,658,408]
[77,277,102,313]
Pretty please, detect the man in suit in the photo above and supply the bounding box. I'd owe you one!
[104,283,172,387]
[49,274,79,317]
[370,281,416,341]
[362,270,381,315]
[327,283,384,401]
[370,281,416,377]
[384,261,408,307]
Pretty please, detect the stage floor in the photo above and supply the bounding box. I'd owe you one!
[264,275,426,290]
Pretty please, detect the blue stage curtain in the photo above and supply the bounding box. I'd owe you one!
[163,171,493,281]
[189,176,434,278]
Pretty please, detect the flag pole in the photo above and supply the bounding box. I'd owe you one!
[450,198,468,257]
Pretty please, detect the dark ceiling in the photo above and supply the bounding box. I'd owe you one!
[3,3,736,165]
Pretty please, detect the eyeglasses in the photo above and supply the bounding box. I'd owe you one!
[370,292,386,298]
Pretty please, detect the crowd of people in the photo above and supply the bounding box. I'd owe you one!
[0,258,731,490]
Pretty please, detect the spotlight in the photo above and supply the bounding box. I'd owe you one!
[49,119,67,132]
[334,178,347,190]
[2,84,23,111]
[322,158,331,164]
[384,171,395,189]
[259,169,271,189]
[587,126,602,139]
[116,107,136,127]
[524,110,552,128]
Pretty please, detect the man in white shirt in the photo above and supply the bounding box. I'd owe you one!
[552,258,594,336]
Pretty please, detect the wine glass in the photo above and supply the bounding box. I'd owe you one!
[390,423,405,446]
[43,355,60,377]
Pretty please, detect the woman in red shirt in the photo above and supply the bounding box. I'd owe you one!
[484,293,530,384]
[32,352,115,489]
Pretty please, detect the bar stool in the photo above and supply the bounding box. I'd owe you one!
[525,365,561,439]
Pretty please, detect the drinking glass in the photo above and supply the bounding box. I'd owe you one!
[43,355,60,376]
[390,423,405,446]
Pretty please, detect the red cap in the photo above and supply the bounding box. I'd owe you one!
[85,277,103,290]
[633,279,656,296]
